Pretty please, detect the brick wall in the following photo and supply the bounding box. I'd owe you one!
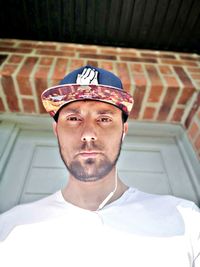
[0,39,199,159]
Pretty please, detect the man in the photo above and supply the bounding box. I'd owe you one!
[0,65,199,267]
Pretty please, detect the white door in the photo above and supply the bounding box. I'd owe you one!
[0,120,199,213]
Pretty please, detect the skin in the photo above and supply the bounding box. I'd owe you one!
[53,100,129,211]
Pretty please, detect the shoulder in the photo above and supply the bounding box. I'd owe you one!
[126,187,200,221]
[128,187,199,208]
[0,191,63,241]
[124,187,200,237]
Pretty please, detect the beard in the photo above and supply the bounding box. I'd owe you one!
[57,135,123,182]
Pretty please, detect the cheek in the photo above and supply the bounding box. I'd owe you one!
[57,129,76,154]
[103,131,122,153]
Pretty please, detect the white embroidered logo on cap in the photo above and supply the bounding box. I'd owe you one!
[76,67,98,85]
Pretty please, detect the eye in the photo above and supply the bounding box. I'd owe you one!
[97,116,112,123]
[66,115,82,122]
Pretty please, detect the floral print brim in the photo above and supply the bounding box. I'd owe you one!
[41,84,134,118]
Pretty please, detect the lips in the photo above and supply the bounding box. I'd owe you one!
[78,151,102,157]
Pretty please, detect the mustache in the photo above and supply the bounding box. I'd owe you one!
[78,141,104,152]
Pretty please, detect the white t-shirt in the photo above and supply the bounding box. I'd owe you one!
[0,188,199,267]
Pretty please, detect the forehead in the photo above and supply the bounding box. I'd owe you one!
[59,100,122,115]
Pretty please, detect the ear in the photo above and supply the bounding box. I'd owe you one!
[122,122,128,140]
[52,121,58,137]
[123,122,128,135]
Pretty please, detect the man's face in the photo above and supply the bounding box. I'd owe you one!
[54,101,128,182]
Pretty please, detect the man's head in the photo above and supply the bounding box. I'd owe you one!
[53,100,128,181]
[41,65,134,182]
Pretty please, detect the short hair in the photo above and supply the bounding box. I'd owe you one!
[122,112,128,123]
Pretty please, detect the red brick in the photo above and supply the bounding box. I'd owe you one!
[120,57,157,63]
[118,52,138,57]
[159,65,173,75]
[8,55,24,64]
[59,44,78,49]
[0,47,32,54]
[145,65,162,86]
[17,77,32,95]
[118,48,137,54]
[18,42,57,50]
[99,61,114,71]
[116,63,131,91]
[39,57,54,66]
[0,40,15,46]
[17,57,39,78]
[130,86,146,119]
[148,86,163,103]
[77,48,98,54]
[1,76,20,111]
[180,56,199,61]
[37,44,57,50]
[157,87,179,121]
[187,67,200,73]
[99,48,118,55]
[35,66,51,79]
[59,46,76,52]
[22,98,36,113]
[17,43,37,49]
[130,63,144,73]
[86,60,98,67]
[160,54,176,59]
[0,64,18,76]
[51,58,68,82]
[140,53,157,58]
[80,54,116,60]
[190,73,200,80]
[161,59,198,67]
[35,78,48,113]
[143,107,155,119]
[163,76,179,88]
[174,66,194,88]
[185,93,200,128]
[133,74,147,87]
[36,49,75,57]
[188,121,199,140]
[141,53,175,59]
[0,98,5,111]
[69,59,85,71]
[198,109,200,121]
[100,49,137,57]
[194,134,200,150]
[178,87,195,105]
[172,108,184,122]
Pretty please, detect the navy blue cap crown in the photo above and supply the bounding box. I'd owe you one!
[59,65,123,90]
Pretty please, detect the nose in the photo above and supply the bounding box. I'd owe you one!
[81,121,97,142]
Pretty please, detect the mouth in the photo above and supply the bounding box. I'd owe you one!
[77,151,102,158]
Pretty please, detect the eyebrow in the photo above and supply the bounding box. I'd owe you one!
[63,108,80,114]
[62,109,116,115]
[97,110,115,115]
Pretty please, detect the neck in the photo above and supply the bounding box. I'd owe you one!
[61,168,128,211]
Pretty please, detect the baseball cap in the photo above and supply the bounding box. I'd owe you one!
[41,65,134,121]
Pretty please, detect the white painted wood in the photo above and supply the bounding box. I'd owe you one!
[0,122,19,181]
[119,135,199,203]
[0,117,199,213]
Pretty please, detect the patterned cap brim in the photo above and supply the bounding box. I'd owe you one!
[41,84,134,118]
